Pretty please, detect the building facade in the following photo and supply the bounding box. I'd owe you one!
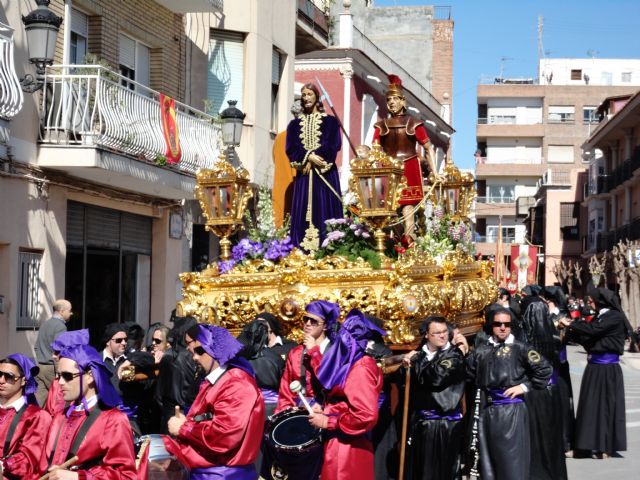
[475,58,640,284]
[0,0,298,355]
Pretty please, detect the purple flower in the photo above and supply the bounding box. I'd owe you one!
[218,259,237,274]
[264,237,293,261]
[326,230,346,242]
[232,238,264,262]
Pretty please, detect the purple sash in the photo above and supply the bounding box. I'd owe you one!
[419,408,463,421]
[260,388,279,404]
[548,369,559,386]
[488,388,524,405]
[190,464,256,480]
[559,346,567,363]
[377,392,386,409]
[588,352,620,365]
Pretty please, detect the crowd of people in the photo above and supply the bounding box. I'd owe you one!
[0,284,633,479]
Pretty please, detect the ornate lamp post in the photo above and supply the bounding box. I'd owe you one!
[349,142,406,253]
[428,155,476,221]
[219,100,246,168]
[195,158,253,261]
[20,0,63,93]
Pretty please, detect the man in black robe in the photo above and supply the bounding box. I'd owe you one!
[520,286,567,480]
[466,307,552,480]
[403,316,468,480]
[560,287,631,458]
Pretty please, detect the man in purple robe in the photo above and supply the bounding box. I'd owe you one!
[286,83,343,250]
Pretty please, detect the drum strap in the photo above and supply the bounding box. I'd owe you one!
[2,404,27,457]
[299,348,307,395]
[47,405,104,468]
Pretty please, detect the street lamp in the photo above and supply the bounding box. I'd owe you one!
[220,100,246,168]
[20,0,63,93]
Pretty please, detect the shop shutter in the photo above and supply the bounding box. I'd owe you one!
[86,206,120,249]
[66,201,85,247]
[122,213,152,254]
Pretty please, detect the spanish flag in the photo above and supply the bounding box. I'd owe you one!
[160,93,182,164]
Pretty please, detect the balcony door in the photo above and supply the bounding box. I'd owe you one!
[65,201,151,347]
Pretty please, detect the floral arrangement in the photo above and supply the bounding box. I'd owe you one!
[218,186,292,273]
[315,217,382,269]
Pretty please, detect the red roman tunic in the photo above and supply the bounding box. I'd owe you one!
[275,344,324,413]
[321,356,383,480]
[43,379,66,417]
[163,367,265,469]
[39,407,137,480]
[0,404,51,478]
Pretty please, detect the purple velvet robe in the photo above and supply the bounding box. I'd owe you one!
[286,113,343,248]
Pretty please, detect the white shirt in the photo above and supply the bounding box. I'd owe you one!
[102,349,126,365]
[206,366,228,386]
[319,337,330,354]
[74,394,98,411]
[422,341,451,362]
[273,336,284,346]
[0,395,26,411]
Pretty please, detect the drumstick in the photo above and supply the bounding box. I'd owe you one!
[175,405,181,417]
[398,367,411,480]
[39,456,79,480]
[289,380,313,414]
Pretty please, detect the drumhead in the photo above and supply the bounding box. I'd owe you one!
[271,414,320,450]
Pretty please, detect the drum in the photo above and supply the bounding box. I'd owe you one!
[262,408,323,480]
[136,434,189,480]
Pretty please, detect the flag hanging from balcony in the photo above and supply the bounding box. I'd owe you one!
[510,244,538,292]
[160,93,182,164]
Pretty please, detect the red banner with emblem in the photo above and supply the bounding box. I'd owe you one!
[507,245,538,293]
[160,93,182,164]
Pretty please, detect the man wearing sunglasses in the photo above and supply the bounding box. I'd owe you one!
[275,300,340,414]
[38,344,136,480]
[161,324,264,479]
[0,354,52,479]
[466,307,552,480]
[101,323,129,376]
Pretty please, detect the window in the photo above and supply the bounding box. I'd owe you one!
[548,145,574,163]
[583,106,597,124]
[208,30,245,114]
[69,9,88,64]
[570,69,582,81]
[486,226,516,243]
[271,48,283,131]
[560,202,580,240]
[119,34,150,91]
[548,105,575,123]
[600,71,612,85]
[485,184,516,203]
[621,71,632,83]
[18,250,43,329]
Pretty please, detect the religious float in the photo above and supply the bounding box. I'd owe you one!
[175,143,497,346]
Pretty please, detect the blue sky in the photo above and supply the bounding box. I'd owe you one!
[376,0,640,169]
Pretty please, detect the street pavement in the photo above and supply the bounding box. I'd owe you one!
[565,344,640,479]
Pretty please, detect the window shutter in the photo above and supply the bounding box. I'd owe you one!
[272,49,281,85]
[119,34,136,69]
[87,206,120,249]
[122,213,152,254]
[67,201,85,247]
[208,30,244,114]
[71,8,88,37]
[136,43,150,87]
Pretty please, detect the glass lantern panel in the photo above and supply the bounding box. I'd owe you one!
[373,176,389,208]
[447,188,460,215]
[359,177,374,209]
[219,184,234,217]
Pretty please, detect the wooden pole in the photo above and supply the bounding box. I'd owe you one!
[39,456,79,480]
[398,366,411,480]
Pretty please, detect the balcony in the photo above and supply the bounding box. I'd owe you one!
[155,0,223,13]
[476,121,544,138]
[537,169,572,188]
[296,0,330,54]
[0,22,24,158]
[516,196,536,217]
[38,65,221,200]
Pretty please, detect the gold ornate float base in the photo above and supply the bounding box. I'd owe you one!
[177,248,497,346]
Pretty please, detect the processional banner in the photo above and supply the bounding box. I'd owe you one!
[508,244,538,293]
[160,93,182,164]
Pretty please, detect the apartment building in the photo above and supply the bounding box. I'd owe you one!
[582,91,640,257]
[0,0,301,355]
[475,58,640,284]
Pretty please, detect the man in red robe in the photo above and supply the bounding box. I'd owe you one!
[162,324,264,479]
[275,300,340,413]
[310,309,384,480]
[0,354,51,479]
[44,329,91,417]
[373,74,437,238]
[38,344,137,480]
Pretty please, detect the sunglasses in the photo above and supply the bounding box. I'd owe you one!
[303,316,324,327]
[0,371,22,383]
[111,337,128,344]
[494,322,512,328]
[152,338,163,345]
[193,346,207,356]
[57,371,83,382]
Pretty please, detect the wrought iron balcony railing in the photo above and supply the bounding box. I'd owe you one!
[40,65,221,175]
[0,22,24,142]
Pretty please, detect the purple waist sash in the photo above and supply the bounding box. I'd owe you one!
[559,346,567,363]
[377,392,386,409]
[588,352,620,365]
[419,407,463,421]
[548,369,559,386]
[260,388,279,404]
[190,464,256,480]
[488,388,524,405]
